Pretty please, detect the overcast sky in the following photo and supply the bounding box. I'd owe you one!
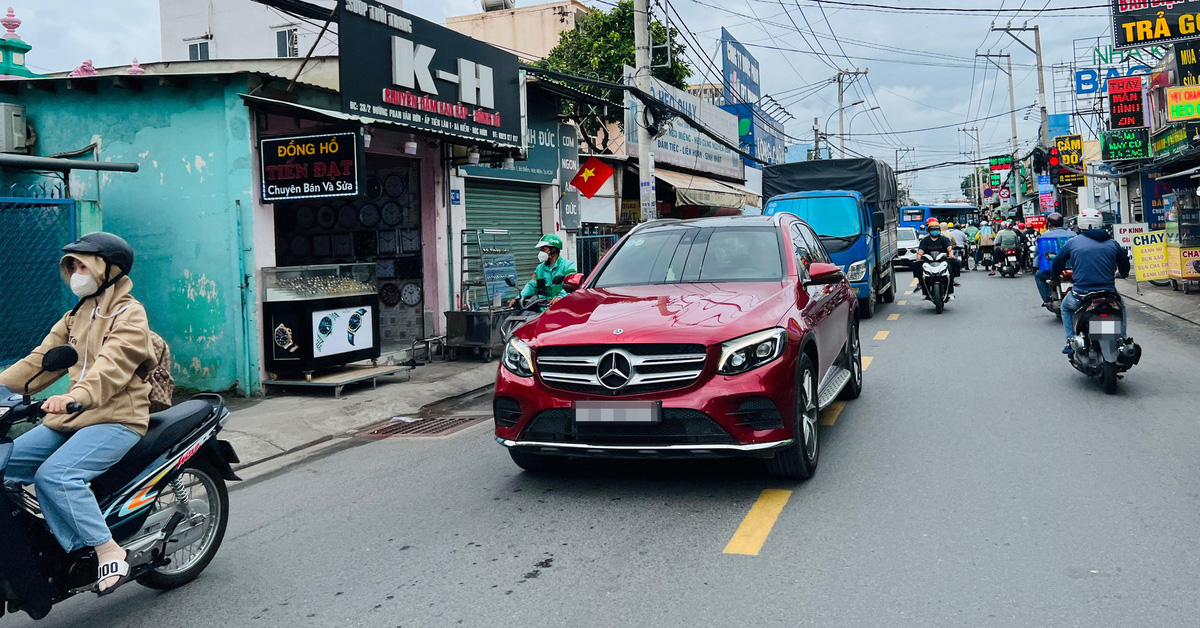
[16,0,1123,202]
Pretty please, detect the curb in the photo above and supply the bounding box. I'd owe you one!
[230,381,496,472]
[1120,288,1200,328]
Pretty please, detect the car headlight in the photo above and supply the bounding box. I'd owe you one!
[502,338,534,378]
[717,328,788,376]
[846,260,867,282]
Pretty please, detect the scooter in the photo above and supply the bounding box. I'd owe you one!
[1,346,239,620]
[980,246,995,271]
[500,275,563,341]
[919,252,952,314]
[998,248,1020,278]
[1043,252,1071,321]
[1066,291,1142,394]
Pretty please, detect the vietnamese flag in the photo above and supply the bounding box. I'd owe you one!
[570,156,615,199]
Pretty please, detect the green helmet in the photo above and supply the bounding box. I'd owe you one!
[535,234,563,250]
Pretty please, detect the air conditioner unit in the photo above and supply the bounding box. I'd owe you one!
[481,0,516,11]
[0,103,27,154]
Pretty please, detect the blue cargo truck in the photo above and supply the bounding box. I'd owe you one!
[762,158,899,319]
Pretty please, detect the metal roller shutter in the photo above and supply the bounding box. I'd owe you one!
[465,179,544,280]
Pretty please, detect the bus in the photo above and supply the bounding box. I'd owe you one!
[901,204,981,232]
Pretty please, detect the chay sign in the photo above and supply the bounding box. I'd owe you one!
[1130,230,1169,281]
[260,132,360,202]
[1112,1,1200,50]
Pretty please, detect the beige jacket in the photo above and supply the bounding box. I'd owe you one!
[0,253,155,435]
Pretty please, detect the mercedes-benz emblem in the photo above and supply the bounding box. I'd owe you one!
[613,328,624,335]
[597,351,633,390]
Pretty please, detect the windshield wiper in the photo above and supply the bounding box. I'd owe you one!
[819,235,859,243]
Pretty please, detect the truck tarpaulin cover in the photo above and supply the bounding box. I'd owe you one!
[763,158,899,217]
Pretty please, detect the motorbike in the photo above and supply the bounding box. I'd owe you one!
[1066,291,1142,394]
[500,275,564,341]
[918,252,952,314]
[1,346,239,620]
[998,248,1020,278]
[980,246,995,271]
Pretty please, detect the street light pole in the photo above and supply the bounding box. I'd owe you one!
[847,106,880,157]
[633,0,656,222]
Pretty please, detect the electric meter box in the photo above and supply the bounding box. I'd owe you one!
[0,103,28,153]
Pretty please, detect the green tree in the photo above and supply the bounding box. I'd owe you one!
[961,166,989,204]
[537,1,691,149]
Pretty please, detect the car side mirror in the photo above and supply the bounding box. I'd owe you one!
[552,275,566,285]
[563,273,584,293]
[871,211,885,231]
[806,262,844,285]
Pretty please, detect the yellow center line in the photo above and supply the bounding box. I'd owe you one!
[873,330,890,340]
[862,356,874,370]
[909,278,918,287]
[887,313,900,321]
[897,300,907,305]
[820,400,845,426]
[723,489,793,556]
[904,290,914,295]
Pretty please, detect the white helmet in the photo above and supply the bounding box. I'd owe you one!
[1077,208,1103,231]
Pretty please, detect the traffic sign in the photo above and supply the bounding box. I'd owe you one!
[999,187,1011,199]
[983,187,994,198]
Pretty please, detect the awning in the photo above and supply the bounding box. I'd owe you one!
[1156,165,1200,180]
[655,169,756,209]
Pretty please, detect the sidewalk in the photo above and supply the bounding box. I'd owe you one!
[1118,277,1200,327]
[220,359,498,469]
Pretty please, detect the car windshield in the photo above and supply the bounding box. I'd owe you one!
[767,196,861,238]
[897,227,918,241]
[593,226,784,287]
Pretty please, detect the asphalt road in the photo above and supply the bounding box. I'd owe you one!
[13,268,1200,627]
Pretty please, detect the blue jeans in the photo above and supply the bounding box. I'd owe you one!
[6,424,141,552]
[1035,269,1053,303]
[1061,291,1128,343]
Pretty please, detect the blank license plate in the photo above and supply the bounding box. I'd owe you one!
[574,401,661,424]
[1090,320,1118,335]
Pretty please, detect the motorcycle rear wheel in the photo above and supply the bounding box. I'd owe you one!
[137,459,229,590]
[1102,362,1119,395]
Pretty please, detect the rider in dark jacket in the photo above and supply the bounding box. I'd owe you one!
[1051,209,1130,354]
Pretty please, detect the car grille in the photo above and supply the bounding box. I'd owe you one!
[536,344,708,396]
[520,408,739,445]
[729,398,784,430]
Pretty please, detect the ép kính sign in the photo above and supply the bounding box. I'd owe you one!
[1101,127,1151,161]
[260,132,361,202]
[1166,85,1200,120]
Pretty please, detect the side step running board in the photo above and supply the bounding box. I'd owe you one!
[816,366,851,409]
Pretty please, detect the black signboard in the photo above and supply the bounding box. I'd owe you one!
[989,154,1013,171]
[1113,1,1200,51]
[1175,41,1200,86]
[260,132,361,202]
[989,172,1003,187]
[1054,134,1086,187]
[339,0,522,148]
[1102,127,1152,161]
[1107,75,1145,128]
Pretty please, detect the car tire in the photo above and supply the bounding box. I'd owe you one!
[508,450,563,474]
[879,264,896,303]
[858,286,876,319]
[838,323,862,400]
[768,355,820,481]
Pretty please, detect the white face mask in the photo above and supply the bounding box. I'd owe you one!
[537,251,550,264]
[70,273,99,298]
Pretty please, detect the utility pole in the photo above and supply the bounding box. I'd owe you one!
[978,52,1022,210]
[836,69,868,158]
[960,127,982,207]
[993,23,1050,147]
[633,0,656,221]
[813,117,822,160]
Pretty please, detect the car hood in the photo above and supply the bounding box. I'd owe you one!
[523,282,795,347]
[898,239,920,248]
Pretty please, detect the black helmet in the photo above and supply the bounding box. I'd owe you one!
[62,232,134,276]
[1046,212,1064,228]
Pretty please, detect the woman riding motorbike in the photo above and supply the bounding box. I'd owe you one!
[0,232,156,595]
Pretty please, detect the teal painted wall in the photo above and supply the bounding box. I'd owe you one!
[1,77,260,395]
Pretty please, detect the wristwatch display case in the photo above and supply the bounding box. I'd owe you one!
[263,264,381,375]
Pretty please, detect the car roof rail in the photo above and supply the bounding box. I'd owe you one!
[629,218,681,233]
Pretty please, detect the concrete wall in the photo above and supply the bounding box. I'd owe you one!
[2,77,260,395]
[159,0,338,62]
[445,1,591,62]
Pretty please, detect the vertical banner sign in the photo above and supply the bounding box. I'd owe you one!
[1054,135,1086,186]
[558,122,580,230]
[1131,230,1169,281]
[1111,2,1200,51]
[1038,174,1055,211]
[1174,41,1200,86]
[720,27,760,106]
[339,0,522,148]
[1107,75,1145,128]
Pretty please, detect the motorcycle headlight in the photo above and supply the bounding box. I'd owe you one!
[717,328,788,376]
[845,260,867,282]
[501,338,534,378]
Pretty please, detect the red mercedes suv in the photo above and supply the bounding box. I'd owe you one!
[493,215,862,479]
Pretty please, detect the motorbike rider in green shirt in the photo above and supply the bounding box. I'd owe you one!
[510,234,577,310]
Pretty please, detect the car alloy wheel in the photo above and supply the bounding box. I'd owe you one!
[800,368,818,461]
